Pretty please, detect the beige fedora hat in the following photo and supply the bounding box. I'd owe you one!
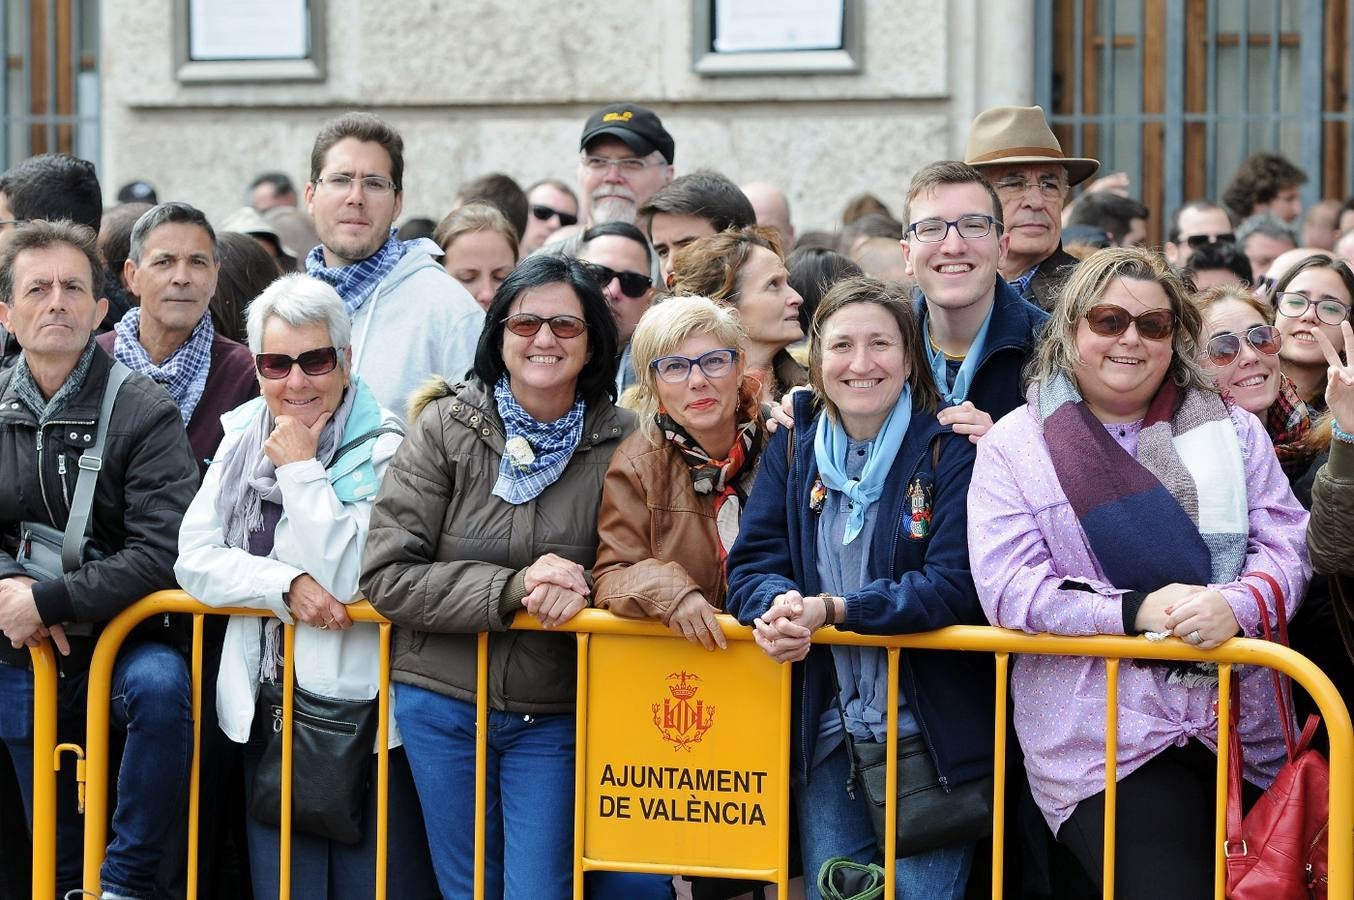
[964,105,1100,186]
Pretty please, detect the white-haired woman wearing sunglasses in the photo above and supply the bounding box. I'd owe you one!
[967,247,1309,898]
[176,273,438,898]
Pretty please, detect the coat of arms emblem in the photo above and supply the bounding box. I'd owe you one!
[652,671,715,751]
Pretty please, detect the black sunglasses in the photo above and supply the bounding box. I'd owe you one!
[582,262,652,299]
[530,204,578,228]
[255,347,340,380]
[1185,232,1236,249]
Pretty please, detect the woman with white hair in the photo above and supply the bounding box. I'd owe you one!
[175,273,437,898]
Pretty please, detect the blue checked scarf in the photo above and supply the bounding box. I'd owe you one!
[114,307,214,426]
[490,375,586,505]
[304,229,408,316]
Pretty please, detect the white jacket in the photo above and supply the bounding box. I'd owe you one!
[175,388,404,749]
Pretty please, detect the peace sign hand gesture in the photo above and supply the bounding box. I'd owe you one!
[1314,321,1354,430]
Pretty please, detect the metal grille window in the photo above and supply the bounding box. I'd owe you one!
[2,0,99,171]
[1036,0,1351,241]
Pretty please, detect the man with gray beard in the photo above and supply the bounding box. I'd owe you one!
[576,103,674,227]
[537,104,674,285]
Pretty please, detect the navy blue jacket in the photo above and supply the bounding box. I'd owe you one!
[725,391,992,787]
[915,276,1049,424]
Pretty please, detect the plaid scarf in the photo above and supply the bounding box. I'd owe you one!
[12,338,99,424]
[490,375,586,505]
[1265,373,1315,467]
[113,307,215,426]
[655,412,762,564]
[304,229,408,317]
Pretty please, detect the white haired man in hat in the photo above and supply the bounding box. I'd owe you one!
[964,105,1099,310]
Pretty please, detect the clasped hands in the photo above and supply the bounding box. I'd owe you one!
[1135,582,1240,651]
[753,590,835,663]
[523,553,590,628]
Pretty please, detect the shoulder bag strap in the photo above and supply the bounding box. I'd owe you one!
[327,425,403,468]
[61,361,132,572]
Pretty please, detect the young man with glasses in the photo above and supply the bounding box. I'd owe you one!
[1164,200,1237,268]
[303,111,483,422]
[576,221,655,392]
[901,162,1050,443]
[964,105,1100,311]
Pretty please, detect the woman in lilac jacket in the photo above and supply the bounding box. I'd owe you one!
[967,247,1309,899]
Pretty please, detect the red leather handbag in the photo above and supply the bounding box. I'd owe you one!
[1224,572,1330,899]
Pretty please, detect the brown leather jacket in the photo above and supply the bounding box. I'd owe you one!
[593,430,732,621]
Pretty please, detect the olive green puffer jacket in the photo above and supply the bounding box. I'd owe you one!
[360,378,633,714]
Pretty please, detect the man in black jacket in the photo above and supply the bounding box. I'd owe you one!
[0,220,198,899]
[964,106,1100,311]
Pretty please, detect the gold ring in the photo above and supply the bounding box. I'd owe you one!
[317,622,329,630]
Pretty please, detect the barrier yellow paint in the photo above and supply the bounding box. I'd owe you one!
[23,594,1354,900]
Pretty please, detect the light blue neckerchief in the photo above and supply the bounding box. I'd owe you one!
[923,301,994,405]
[812,385,913,545]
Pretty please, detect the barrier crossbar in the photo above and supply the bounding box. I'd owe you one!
[24,591,1354,900]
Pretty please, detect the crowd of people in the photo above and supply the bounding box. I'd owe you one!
[0,98,1350,900]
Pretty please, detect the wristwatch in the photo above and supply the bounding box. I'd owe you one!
[817,592,836,627]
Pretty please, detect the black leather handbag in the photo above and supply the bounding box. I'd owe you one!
[850,733,994,858]
[248,682,378,844]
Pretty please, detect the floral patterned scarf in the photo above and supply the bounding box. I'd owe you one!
[655,411,763,564]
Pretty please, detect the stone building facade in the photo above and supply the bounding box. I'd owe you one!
[99,0,1036,231]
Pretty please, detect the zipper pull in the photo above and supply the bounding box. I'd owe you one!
[57,454,66,477]
[272,706,283,733]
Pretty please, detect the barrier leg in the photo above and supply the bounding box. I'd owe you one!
[30,644,58,900]
[1102,658,1119,900]
[991,652,1009,900]
[187,614,203,900]
[474,631,489,900]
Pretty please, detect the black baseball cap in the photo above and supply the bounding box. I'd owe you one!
[580,104,675,165]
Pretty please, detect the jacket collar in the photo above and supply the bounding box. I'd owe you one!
[448,379,627,453]
[0,346,110,426]
[915,276,1048,371]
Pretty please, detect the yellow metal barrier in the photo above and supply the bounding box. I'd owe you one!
[44,593,1354,900]
[28,641,58,900]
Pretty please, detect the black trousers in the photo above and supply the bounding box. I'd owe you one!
[1056,740,1261,900]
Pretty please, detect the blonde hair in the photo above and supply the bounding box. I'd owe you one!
[432,202,520,261]
[1026,246,1212,393]
[1192,283,1274,326]
[627,295,757,444]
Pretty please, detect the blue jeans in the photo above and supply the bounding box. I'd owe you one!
[794,740,975,900]
[0,661,36,819]
[242,738,439,900]
[395,683,670,900]
[99,642,196,898]
[0,644,193,898]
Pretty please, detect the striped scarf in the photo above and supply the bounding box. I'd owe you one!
[1036,372,1248,592]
